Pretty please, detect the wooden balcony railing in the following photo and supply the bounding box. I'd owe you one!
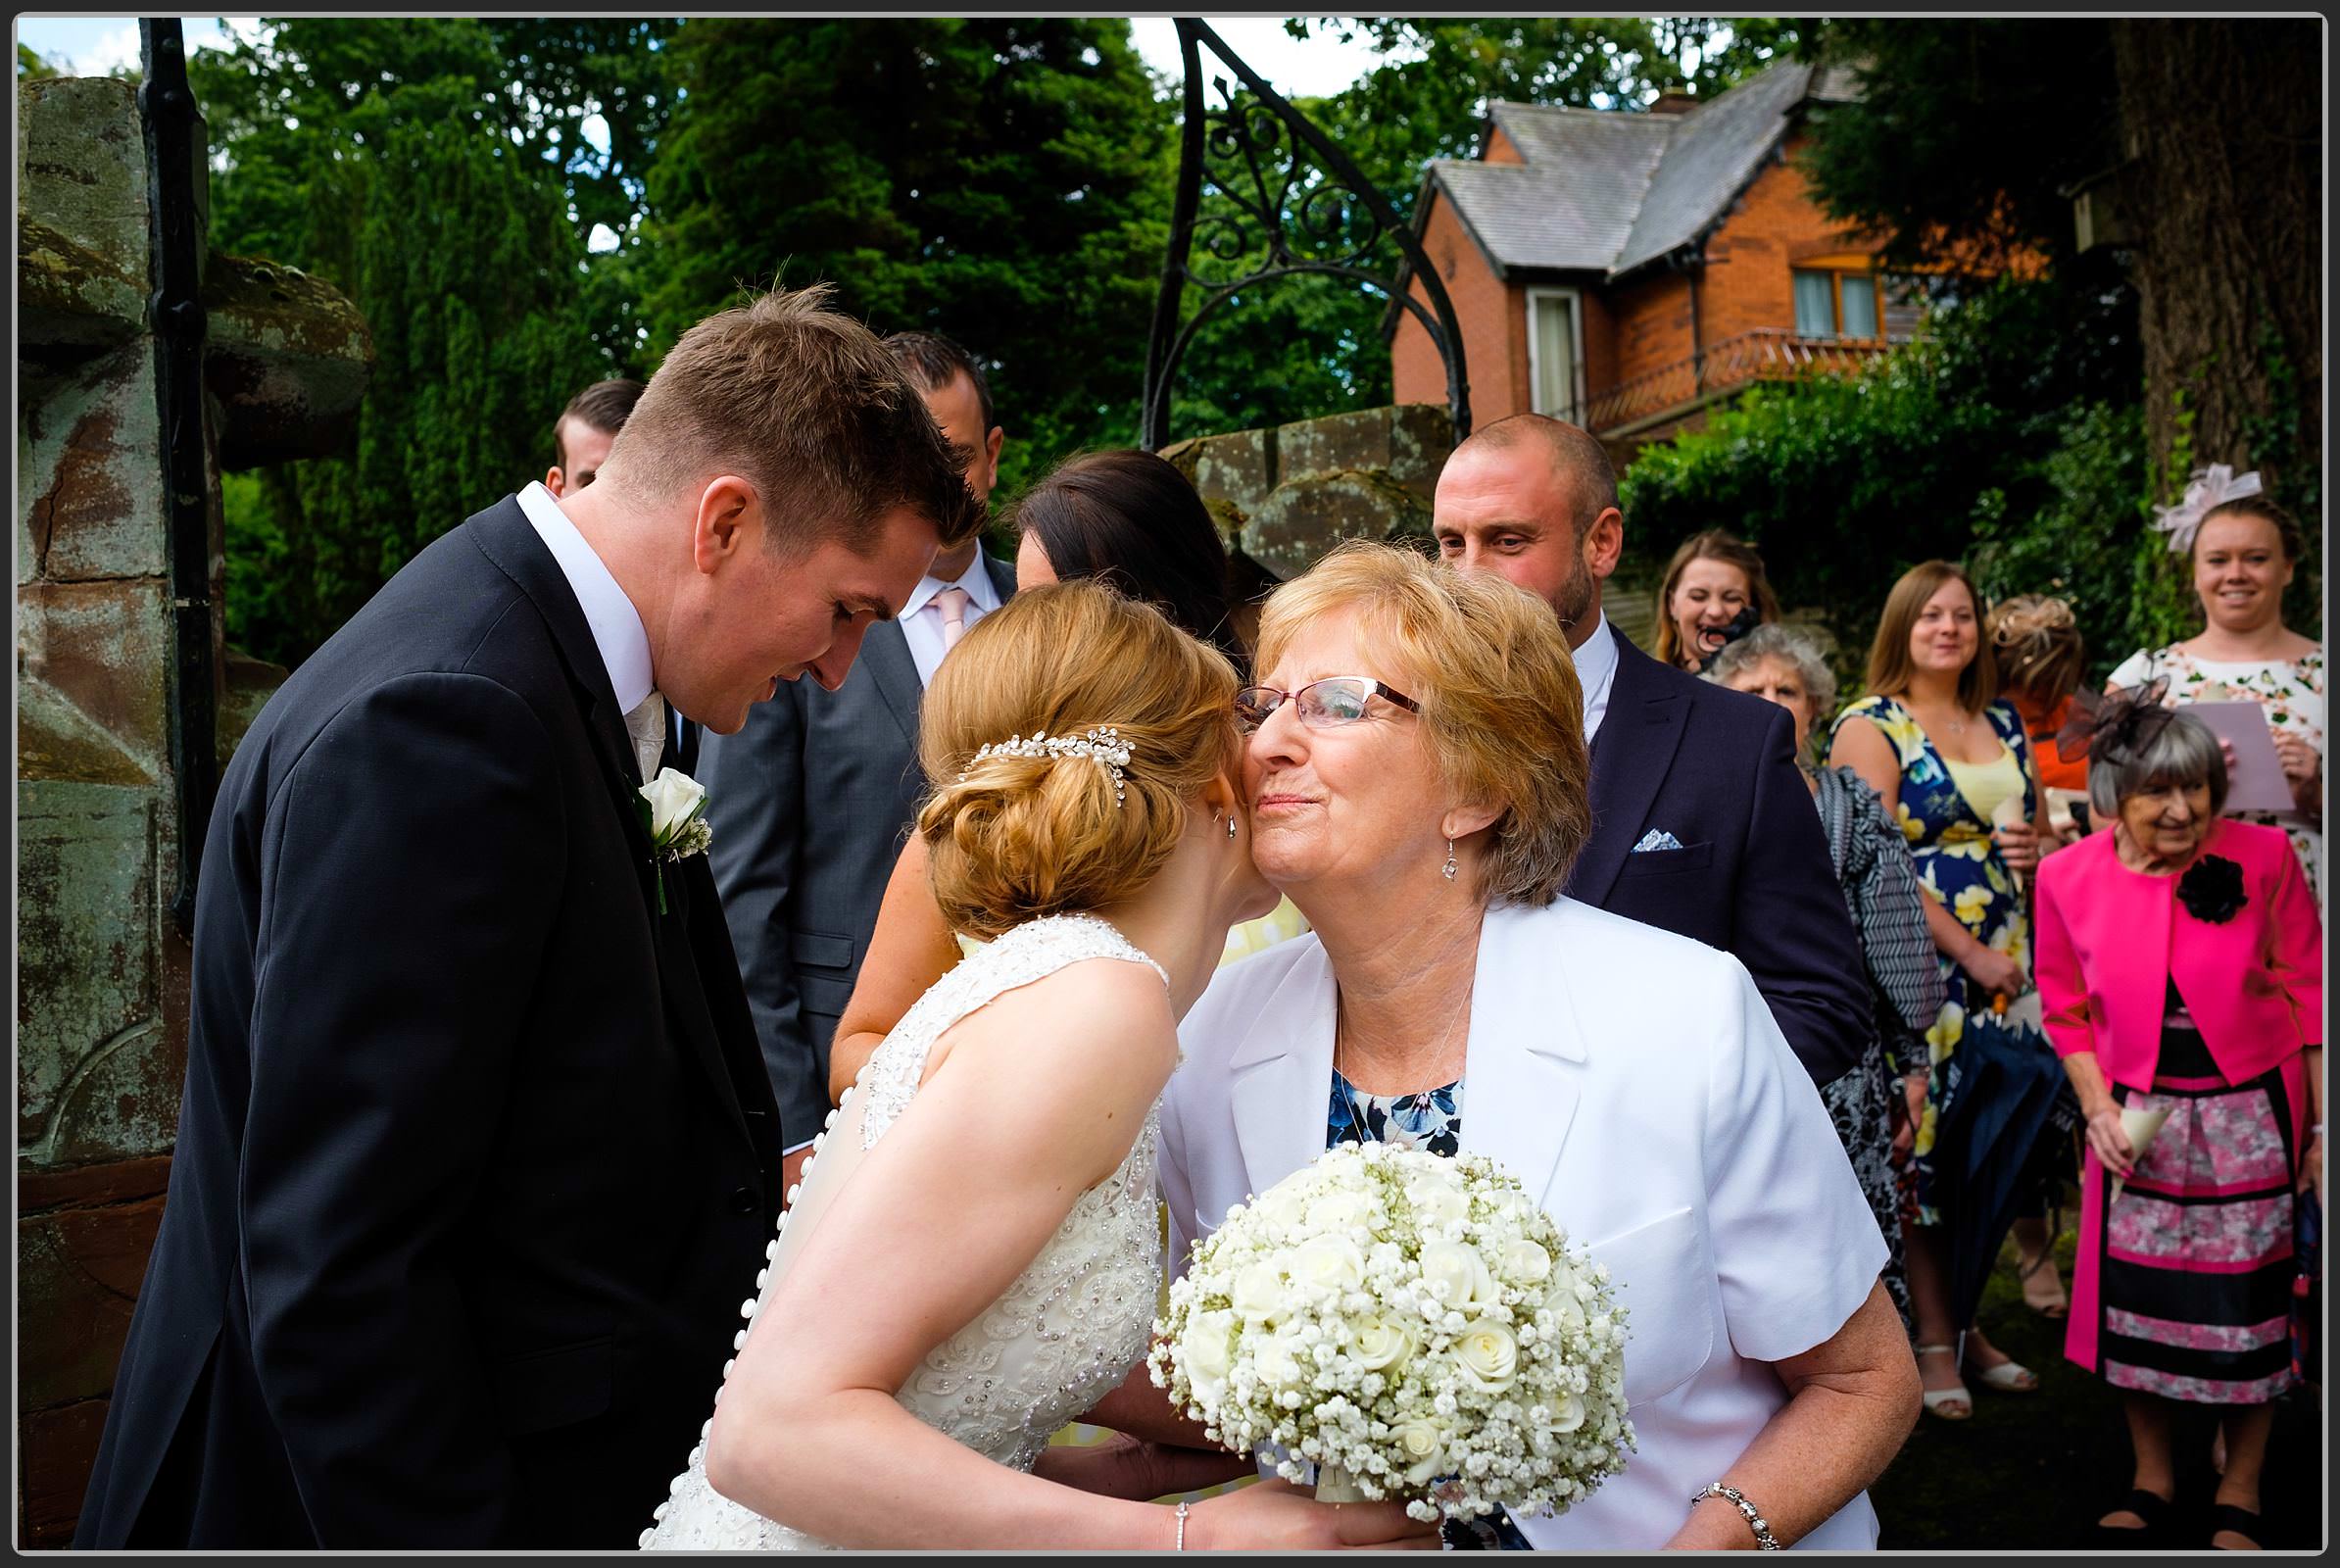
[1581,328,1910,433]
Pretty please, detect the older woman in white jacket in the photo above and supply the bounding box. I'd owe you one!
[1157,543,1920,1549]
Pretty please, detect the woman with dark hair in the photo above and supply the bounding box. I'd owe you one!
[2107,486,2322,899]
[1653,528,1782,671]
[2035,695,2322,1548]
[1013,449,1248,674]
[825,450,1301,1104]
[1829,560,2049,1420]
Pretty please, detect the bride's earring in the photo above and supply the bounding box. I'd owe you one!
[1441,838,1458,881]
[1227,814,1239,842]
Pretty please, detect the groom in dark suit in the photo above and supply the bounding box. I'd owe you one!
[73,285,980,1549]
[1433,415,1870,1087]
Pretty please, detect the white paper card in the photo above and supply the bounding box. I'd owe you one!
[2181,700,2296,813]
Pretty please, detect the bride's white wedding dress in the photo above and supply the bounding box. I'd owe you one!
[640,914,1169,1550]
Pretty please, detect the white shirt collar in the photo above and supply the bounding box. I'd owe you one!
[901,550,1000,621]
[516,482,655,713]
[1573,610,1620,740]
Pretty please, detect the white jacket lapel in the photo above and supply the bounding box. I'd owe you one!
[1228,939,1339,1203]
[1457,901,1588,1212]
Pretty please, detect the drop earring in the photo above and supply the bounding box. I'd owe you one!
[1226,814,1239,842]
[1441,839,1458,881]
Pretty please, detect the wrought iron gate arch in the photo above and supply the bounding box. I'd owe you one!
[1140,20,1471,451]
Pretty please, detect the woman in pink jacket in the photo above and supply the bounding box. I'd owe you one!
[2035,690,2322,1549]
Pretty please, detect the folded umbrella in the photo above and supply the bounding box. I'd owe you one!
[1928,994,2072,1334]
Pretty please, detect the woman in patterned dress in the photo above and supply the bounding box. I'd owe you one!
[1708,622,1946,1330]
[2034,700,2322,1548]
[1830,561,2049,1420]
[2106,494,2322,900]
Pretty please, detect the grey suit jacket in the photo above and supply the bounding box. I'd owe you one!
[700,553,1016,1140]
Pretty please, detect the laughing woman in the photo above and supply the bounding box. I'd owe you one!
[2035,698,2322,1549]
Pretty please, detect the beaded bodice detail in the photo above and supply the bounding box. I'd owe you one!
[641,915,1169,1551]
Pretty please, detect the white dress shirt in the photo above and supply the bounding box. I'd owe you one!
[899,555,1003,689]
[516,481,654,717]
[1574,609,1621,743]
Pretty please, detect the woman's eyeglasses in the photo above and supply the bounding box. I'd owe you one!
[1234,677,1420,733]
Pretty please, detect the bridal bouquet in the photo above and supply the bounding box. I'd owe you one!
[1149,1142,1633,1526]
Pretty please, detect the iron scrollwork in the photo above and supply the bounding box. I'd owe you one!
[1140,19,1471,450]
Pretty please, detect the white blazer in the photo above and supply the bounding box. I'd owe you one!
[1161,897,1886,1550]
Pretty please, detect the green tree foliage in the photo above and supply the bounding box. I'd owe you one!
[18,42,60,79]
[1620,280,2157,686]
[192,21,607,666]
[634,19,1170,499]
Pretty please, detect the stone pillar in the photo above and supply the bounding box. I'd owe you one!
[16,73,370,1547]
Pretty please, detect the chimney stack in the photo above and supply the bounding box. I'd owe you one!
[1649,91,1698,116]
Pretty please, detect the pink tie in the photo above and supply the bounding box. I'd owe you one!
[935,586,971,651]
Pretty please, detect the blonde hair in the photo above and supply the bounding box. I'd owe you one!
[1653,528,1780,668]
[1866,560,1998,712]
[917,580,1240,940]
[1986,593,2085,707]
[613,282,982,554]
[1252,541,1590,906]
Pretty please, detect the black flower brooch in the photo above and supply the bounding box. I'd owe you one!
[2176,854,2248,924]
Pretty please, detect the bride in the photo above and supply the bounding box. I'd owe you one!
[641,579,1436,1551]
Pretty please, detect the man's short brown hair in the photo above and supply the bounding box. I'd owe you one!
[553,378,645,472]
[615,283,981,554]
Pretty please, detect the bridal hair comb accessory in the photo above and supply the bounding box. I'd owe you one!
[961,726,1132,807]
[2150,464,2262,556]
[2055,675,2175,763]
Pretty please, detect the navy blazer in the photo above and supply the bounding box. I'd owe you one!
[1565,624,1872,1086]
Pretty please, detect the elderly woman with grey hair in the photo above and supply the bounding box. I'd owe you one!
[2034,694,2321,1547]
[1709,623,1946,1327]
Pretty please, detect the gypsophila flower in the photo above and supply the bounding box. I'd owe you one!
[1149,1143,1633,1526]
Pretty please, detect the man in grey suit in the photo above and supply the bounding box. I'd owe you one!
[699,331,1014,1197]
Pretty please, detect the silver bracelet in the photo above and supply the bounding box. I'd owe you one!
[1691,1483,1779,1549]
[1173,1500,1191,1550]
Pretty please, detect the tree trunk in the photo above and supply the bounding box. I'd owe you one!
[2112,21,2321,500]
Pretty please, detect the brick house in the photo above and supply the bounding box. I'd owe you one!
[1389,60,1925,456]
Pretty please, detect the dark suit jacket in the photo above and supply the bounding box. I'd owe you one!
[700,556,1016,1139]
[1565,624,1872,1085]
[74,498,783,1549]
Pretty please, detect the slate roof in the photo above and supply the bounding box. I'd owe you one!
[1423,59,1850,282]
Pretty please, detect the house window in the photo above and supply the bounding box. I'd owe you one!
[1791,269,1886,341]
[1527,288,1584,421]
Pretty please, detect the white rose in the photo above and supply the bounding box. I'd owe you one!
[1454,1318,1520,1392]
[1292,1236,1365,1295]
[1255,1330,1308,1389]
[1394,1419,1447,1487]
[1406,1179,1469,1230]
[640,767,707,837]
[1419,1239,1494,1308]
[1230,1262,1288,1325]
[1252,1185,1309,1232]
[1347,1314,1413,1373]
[1181,1309,1236,1403]
[1546,1391,1585,1433]
[1499,1239,1552,1284]
[1308,1189,1374,1233]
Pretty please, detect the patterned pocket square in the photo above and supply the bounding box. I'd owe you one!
[1631,829,1685,853]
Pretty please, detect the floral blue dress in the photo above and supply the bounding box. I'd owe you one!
[1828,695,2045,1224]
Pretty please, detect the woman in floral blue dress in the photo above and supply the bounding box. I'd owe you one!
[1831,561,2050,1422]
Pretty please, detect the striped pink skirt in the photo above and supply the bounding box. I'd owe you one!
[2065,1005,2304,1404]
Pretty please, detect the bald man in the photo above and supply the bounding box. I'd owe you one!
[1433,415,1871,1086]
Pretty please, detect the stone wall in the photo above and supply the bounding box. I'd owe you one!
[1161,402,1452,585]
[16,74,370,1548]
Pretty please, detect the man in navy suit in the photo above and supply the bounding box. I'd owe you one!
[1433,415,1868,1085]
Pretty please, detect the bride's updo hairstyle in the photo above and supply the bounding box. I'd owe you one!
[917,579,1240,939]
